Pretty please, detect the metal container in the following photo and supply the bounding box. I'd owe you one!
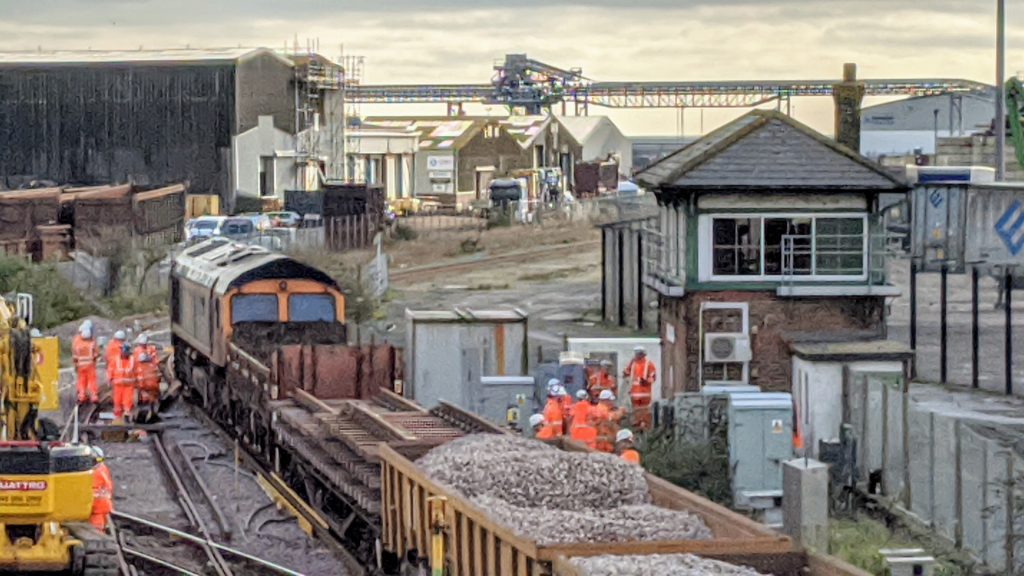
[405,308,529,409]
[911,181,1024,272]
[727,393,793,509]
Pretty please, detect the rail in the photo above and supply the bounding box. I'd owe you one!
[151,433,234,576]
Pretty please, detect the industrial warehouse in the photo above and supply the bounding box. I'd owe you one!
[0,3,1022,576]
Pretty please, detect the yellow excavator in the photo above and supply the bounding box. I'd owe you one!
[0,294,117,575]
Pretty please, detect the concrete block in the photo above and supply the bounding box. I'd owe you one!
[906,405,933,522]
[931,413,959,542]
[959,425,986,558]
[882,379,905,501]
[782,458,829,552]
[982,437,1008,571]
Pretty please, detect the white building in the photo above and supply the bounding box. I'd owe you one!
[861,91,995,157]
[345,129,419,200]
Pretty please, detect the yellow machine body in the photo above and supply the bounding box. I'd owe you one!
[0,294,94,573]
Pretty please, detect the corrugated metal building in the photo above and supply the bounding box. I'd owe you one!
[0,48,343,210]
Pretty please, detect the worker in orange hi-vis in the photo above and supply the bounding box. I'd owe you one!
[559,386,574,430]
[623,346,656,431]
[615,429,641,465]
[593,390,623,453]
[135,351,161,415]
[72,323,100,405]
[542,380,566,436]
[89,446,113,531]
[104,330,127,384]
[110,343,137,423]
[587,360,615,401]
[569,390,598,450]
[530,413,557,440]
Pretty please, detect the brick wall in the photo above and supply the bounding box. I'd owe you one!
[660,291,886,395]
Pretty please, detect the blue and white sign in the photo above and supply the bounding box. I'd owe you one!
[995,200,1024,257]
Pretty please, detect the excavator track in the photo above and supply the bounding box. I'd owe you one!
[66,523,119,576]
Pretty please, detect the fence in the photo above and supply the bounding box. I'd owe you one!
[395,194,657,237]
[326,214,382,251]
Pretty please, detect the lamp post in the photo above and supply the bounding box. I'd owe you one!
[996,0,1006,180]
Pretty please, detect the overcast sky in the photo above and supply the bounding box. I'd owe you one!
[0,0,1021,136]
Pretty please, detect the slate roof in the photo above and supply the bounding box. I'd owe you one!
[636,110,907,191]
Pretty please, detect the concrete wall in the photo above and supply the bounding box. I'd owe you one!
[936,134,1024,181]
[855,388,1024,573]
[659,291,886,395]
[235,51,296,135]
[232,116,297,203]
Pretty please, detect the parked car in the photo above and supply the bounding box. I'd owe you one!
[186,216,226,241]
[266,211,302,228]
[236,212,273,232]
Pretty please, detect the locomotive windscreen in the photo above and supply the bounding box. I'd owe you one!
[288,294,335,323]
[232,294,279,323]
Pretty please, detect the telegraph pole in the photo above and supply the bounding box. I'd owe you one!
[996,0,1006,180]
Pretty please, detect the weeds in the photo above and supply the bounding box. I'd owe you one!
[0,257,96,329]
[637,427,732,506]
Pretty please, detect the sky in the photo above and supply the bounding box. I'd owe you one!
[0,0,1022,137]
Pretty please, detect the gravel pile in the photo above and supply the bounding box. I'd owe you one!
[418,434,712,545]
[570,553,765,576]
[418,434,649,511]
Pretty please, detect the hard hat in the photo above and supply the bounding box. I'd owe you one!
[616,429,634,443]
[121,343,132,356]
[599,390,615,401]
[529,414,545,427]
[139,353,151,363]
[29,328,41,338]
[137,334,149,345]
[547,378,561,390]
[633,345,646,354]
[82,327,93,339]
[92,446,105,461]
[79,323,88,334]
[575,390,588,400]
[114,330,126,341]
[554,386,568,397]
[82,319,93,329]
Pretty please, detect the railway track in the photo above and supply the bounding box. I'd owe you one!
[389,240,600,283]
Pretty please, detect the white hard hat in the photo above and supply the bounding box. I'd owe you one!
[616,429,634,443]
[599,390,615,401]
[529,414,545,427]
[633,345,646,354]
[30,328,41,338]
[137,334,149,345]
[114,330,126,341]
[547,378,561,390]
[555,386,568,397]
[82,327,93,339]
[575,390,588,400]
[92,446,105,461]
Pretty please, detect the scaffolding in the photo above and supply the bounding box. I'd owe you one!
[287,39,345,185]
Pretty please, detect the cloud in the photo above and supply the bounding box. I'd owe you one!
[0,0,1020,135]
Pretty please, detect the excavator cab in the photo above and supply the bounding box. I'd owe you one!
[0,295,117,574]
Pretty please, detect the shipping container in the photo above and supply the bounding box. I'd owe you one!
[911,181,1024,273]
[378,437,869,576]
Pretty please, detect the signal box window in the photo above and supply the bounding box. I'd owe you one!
[232,294,278,323]
[288,294,335,323]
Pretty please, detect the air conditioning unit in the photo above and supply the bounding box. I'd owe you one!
[704,333,752,363]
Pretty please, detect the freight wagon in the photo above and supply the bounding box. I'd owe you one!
[170,239,869,576]
[378,437,870,576]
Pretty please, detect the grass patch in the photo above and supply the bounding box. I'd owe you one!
[829,517,972,576]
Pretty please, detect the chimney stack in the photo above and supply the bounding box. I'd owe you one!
[833,63,865,153]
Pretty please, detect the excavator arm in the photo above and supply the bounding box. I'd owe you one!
[1005,77,1024,171]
